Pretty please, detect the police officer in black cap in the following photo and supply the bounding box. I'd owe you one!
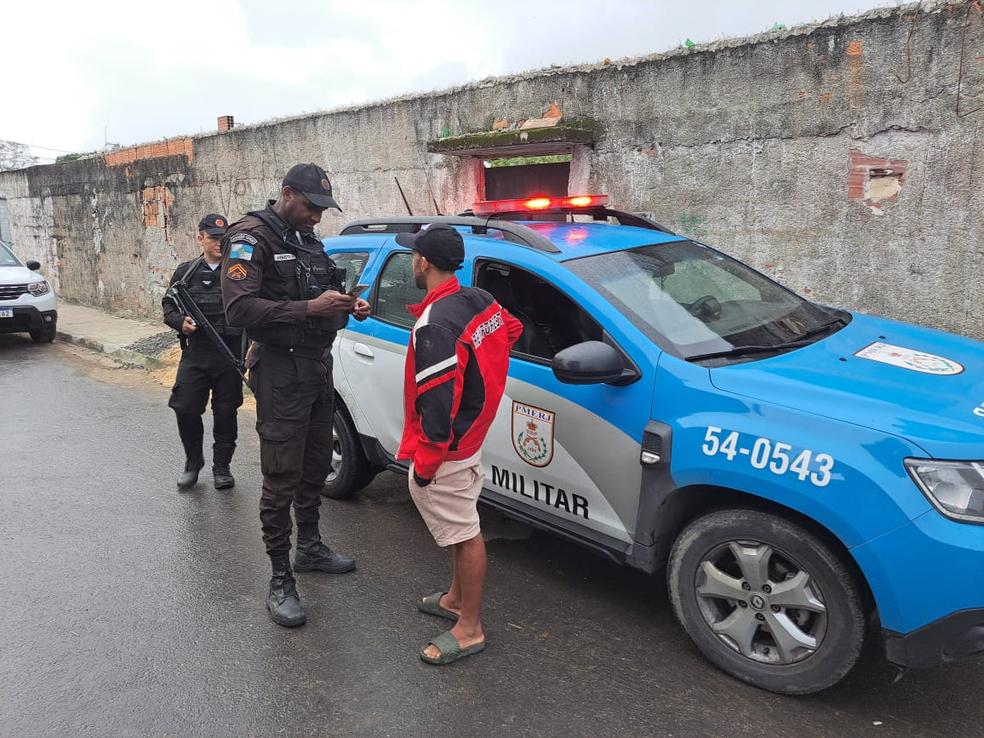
[222,164,370,627]
[163,213,244,490]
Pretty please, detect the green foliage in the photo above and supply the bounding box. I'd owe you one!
[486,154,572,168]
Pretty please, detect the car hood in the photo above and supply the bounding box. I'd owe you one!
[709,313,984,459]
[0,265,40,284]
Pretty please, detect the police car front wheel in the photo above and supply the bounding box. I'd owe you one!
[668,508,865,695]
[322,407,376,499]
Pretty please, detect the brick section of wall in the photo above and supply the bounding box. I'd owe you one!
[104,138,193,167]
[141,185,175,229]
[848,149,908,214]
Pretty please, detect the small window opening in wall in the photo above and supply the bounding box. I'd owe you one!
[482,154,572,201]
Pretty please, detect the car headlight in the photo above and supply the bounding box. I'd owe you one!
[28,280,49,296]
[905,458,984,523]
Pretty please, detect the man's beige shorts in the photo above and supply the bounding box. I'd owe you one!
[409,452,485,547]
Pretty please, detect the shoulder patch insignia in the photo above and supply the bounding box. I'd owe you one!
[274,253,296,261]
[227,263,248,281]
[227,232,257,245]
[229,242,254,261]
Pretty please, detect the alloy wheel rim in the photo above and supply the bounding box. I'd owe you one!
[326,426,343,484]
[694,540,828,665]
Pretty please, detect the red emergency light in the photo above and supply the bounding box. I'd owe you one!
[471,194,609,216]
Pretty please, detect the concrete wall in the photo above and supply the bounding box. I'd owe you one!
[1,0,981,338]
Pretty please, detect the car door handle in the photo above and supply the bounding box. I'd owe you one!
[353,343,375,359]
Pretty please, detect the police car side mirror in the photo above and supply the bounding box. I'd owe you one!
[26,260,41,271]
[552,341,625,385]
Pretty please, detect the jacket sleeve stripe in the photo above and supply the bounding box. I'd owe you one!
[417,371,455,395]
[415,355,458,384]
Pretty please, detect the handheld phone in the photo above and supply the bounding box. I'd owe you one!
[348,284,370,297]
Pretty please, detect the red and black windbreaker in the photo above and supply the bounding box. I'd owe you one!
[398,278,523,481]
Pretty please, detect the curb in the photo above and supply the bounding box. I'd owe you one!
[56,330,165,370]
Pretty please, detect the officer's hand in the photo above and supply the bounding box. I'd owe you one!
[181,317,198,335]
[307,290,356,317]
[352,298,371,321]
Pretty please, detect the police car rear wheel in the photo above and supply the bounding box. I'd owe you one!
[668,508,865,695]
[322,408,375,499]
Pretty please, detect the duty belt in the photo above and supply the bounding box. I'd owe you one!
[256,342,331,361]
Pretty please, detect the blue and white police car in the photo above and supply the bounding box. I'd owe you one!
[321,194,983,694]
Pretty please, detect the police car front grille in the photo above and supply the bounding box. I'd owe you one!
[0,284,28,301]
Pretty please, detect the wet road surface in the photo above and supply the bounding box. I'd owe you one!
[1,335,982,737]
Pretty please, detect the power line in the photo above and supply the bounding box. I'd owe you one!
[0,138,77,154]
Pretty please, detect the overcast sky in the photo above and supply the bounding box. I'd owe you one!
[3,0,898,160]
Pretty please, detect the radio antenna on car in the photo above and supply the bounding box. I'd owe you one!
[394,177,413,216]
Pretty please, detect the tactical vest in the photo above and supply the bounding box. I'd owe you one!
[245,207,348,350]
[182,259,241,335]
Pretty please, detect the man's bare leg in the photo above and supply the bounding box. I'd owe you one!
[439,544,463,616]
[425,533,486,658]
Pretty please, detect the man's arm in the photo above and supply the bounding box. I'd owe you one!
[221,234,309,329]
[162,267,186,332]
[503,307,523,347]
[411,323,465,485]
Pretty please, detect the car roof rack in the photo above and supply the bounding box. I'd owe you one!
[339,216,562,254]
[457,206,676,235]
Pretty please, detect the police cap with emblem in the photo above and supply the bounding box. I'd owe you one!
[198,213,228,236]
[395,224,464,272]
[283,163,342,212]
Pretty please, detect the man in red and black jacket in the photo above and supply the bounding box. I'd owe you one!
[396,224,522,666]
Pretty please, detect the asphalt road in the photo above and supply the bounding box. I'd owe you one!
[2,335,982,737]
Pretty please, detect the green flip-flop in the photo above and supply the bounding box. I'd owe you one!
[417,591,460,622]
[419,630,486,666]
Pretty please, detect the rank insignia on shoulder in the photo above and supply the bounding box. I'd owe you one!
[229,242,254,261]
[227,263,248,281]
[228,232,257,245]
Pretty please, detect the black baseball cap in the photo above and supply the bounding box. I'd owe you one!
[395,224,465,272]
[198,213,228,236]
[282,163,342,211]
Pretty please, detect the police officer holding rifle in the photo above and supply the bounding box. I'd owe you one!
[163,213,245,491]
[222,164,370,627]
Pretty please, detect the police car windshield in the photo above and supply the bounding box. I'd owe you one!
[565,240,836,360]
[0,242,20,267]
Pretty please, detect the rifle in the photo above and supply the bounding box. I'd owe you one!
[166,276,246,379]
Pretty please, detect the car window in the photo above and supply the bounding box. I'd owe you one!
[374,252,425,329]
[660,258,761,305]
[475,260,603,363]
[326,251,370,292]
[0,242,20,267]
[565,240,834,359]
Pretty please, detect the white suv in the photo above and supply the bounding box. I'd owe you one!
[0,240,57,343]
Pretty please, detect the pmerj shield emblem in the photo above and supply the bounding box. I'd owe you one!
[512,401,555,467]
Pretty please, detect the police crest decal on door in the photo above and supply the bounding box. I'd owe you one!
[512,401,555,467]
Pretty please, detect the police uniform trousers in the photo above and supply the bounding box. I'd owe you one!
[168,336,244,465]
[247,344,335,562]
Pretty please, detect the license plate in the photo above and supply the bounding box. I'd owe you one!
[0,308,12,318]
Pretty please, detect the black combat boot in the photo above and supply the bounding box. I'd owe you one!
[177,457,205,490]
[294,526,356,574]
[212,442,236,490]
[267,561,306,627]
[176,413,205,490]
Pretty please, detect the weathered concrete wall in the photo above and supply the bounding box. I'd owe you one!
[1,0,982,338]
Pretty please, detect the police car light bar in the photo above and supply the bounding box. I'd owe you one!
[471,194,609,215]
